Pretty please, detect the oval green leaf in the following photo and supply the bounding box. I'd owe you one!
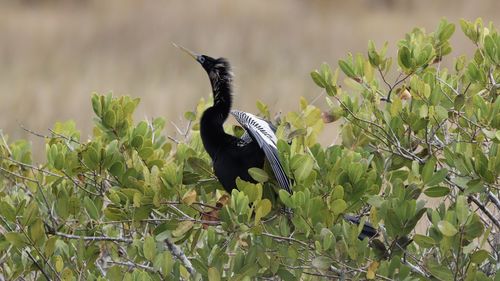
[437,220,458,236]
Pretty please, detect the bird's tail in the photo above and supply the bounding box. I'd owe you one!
[343,214,378,240]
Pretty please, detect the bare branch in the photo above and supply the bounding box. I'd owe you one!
[445,178,500,229]
[163,237,196,276]
[53,232,133,243]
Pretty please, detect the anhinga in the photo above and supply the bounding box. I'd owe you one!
[175,44,291,195]
[175,44,378,240]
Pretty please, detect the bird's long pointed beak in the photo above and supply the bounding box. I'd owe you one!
[173,43,199,61]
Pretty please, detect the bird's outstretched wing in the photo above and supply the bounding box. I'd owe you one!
[239,121,277,145]
[230,110,292,194]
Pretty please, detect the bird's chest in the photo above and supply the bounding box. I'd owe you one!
[212,144,265,192]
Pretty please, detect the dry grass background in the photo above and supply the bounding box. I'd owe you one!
[0,0,499,160]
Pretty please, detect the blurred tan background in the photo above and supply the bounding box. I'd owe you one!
[0,0,499,160]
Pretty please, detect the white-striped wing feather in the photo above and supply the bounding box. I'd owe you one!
[231,110,292,194]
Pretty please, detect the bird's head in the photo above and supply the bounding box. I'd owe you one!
[174,43,232,81]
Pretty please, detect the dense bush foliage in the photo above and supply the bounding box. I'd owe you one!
[0,18,499,280]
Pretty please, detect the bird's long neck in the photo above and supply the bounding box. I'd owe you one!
[200,67,233,158]
[209,68,233,119]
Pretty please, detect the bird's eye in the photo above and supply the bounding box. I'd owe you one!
[198,56,205,64]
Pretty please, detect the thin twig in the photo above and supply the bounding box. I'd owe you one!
[18,122,50,139]
[53,232,133,243]
[164,237,196,276]
[445,178,500,229]
[0,166,38,183]
[262,232,310,248]
[0,130,12,156]
[107,260,156,272]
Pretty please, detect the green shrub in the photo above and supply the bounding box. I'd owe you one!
[0,18,499,280]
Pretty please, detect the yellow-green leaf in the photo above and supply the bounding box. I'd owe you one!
[331,199,347,215]
[470,249,490,264]
[208,267,221,281]
[254,199,272,225]
[55,255,64,272]
[366,261,379,279]
[248,167,269,183]
[182,189,197,206]
[172,221,194,237]
[413,234,435,248]
[83,197,99,220]
[4,232,28,248]
[438,220,458,236]
[144,236,156,261]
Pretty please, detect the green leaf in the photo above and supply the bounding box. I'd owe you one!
[172,221,194,237]
[438,20,455,41]
[236,178,262,203]
[162,252,174,275]
[398,45,412,70]
[104,110,116,128]
[143,236,156,261]
[464,214,484,239]
[435,106,448,121]
[437,220,458,236]
[427,259,454,281]
[0,201,16,222]
[256,100,270,118]
[338,60,356,78]
[367,40,381,66]
[390,96,402,116]
[22,201,39,226]
[83,197,99,220]
[291,154,314,182]
[311,71,326,88]
[312,256,331,271]
[331,199,347,215]
[139,147,154,159]
[321,228,334,250]
[109,162,125,177]
[455,195,469,224]
[187,157,213,176]
[181,189,197,206]
[454,94,465,109]
[4,232,28,248]
[208,267,221,281]
[91,93,102,117]
[254,199,272,225]
[424,186,450,197]
[248,167,269,183]
[131,135,144,149]
[427,168,448,186]
[470,249,490,264]
[385,209,405,237]
[55,255,64,272]
[484,35,497,63]
[278,189,293,208]
[184,111,196,121]
[422,157,436,184]
[331,185,344,200]
[413,234,435,248]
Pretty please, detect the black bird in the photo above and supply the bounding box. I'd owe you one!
[176,45,378,240]
[175,44,292,195]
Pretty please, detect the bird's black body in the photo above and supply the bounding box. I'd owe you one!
[177,45,378,240]
[195,55,267,193]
